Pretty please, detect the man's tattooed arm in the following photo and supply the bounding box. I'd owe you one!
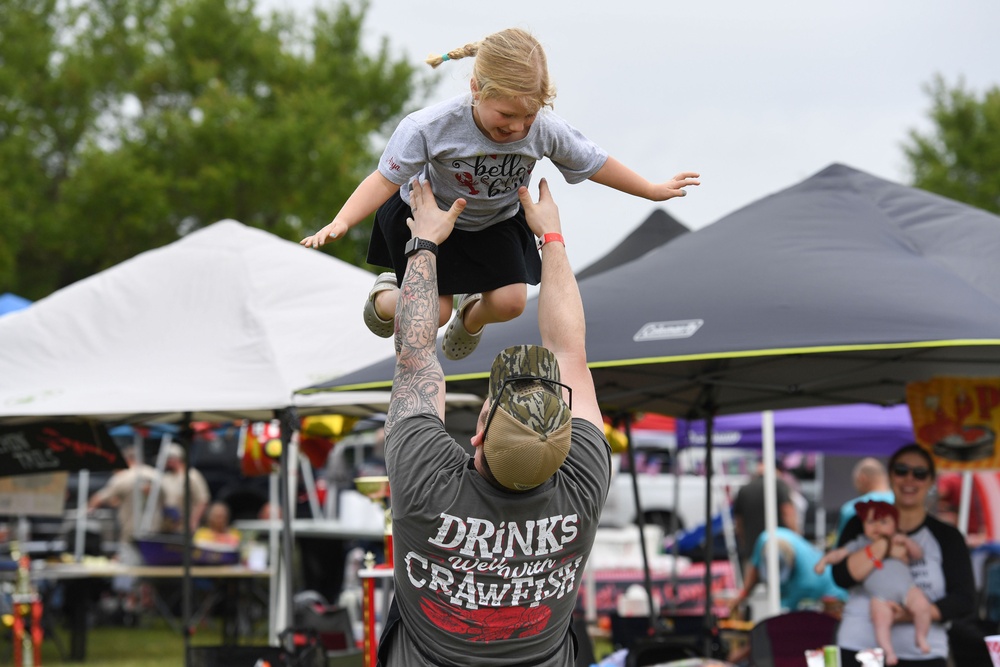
[385,251,446,436]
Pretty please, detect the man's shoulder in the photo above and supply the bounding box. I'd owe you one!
[387,413,446,440]
[384,414,454,463]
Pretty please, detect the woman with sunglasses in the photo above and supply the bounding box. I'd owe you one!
[830,444,976,667]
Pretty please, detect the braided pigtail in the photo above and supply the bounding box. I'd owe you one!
[425,42,480,69]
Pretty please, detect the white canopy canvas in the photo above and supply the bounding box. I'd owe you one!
[0,220,407,423]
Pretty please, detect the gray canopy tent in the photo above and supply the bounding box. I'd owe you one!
[302,163,1000,654]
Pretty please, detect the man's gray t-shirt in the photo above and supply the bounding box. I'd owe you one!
[378,95,608,230]
[383,414,612,666]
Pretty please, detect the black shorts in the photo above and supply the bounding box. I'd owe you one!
[366,192,542,295]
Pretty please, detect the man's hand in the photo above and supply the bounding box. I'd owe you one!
[518,179,561,238]
[406,179,465,245]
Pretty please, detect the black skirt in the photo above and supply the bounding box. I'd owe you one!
[366,193,542,296]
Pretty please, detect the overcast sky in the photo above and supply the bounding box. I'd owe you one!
[260,0,1000,272]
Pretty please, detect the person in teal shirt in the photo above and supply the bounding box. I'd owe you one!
[728,527,847,614]
[837,457,894,537]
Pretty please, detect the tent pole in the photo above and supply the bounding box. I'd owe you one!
[180,416,194,667]
[761,411,781,616]
[669,426,682,607]
[277,407,299,650]
[815,453,826,547]
[621,412,659,631]
[74,469,89,563]
[958,471,973,538]
[702,406,717,658]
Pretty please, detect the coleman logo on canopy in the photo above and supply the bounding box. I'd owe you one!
[633,319,703,342]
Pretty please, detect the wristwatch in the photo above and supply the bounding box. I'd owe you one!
[404,237,438,257]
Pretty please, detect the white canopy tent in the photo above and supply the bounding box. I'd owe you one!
[0,220,400,423]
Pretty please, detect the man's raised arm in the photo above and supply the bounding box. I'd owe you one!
[385,180,465,437]
[517,180,602,431]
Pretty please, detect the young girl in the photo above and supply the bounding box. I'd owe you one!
[301,27,699,359]
[815,500,932,666]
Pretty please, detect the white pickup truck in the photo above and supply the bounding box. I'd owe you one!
[598,435,752,534]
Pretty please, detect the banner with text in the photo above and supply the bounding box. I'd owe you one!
[0,421,125,477]
[906,378,1000,471]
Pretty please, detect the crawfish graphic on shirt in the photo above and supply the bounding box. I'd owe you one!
[400,511,584,641]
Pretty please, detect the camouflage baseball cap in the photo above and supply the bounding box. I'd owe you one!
[483,345,572,491]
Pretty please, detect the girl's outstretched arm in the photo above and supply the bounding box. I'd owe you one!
[301,170,399,248]
[588,157,700,201]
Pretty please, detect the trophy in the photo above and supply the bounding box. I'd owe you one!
[354,475,392,569]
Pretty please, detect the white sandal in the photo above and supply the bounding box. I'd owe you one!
[363,272,397,338]
[442,293,483,360]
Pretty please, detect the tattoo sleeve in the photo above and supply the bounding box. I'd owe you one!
[386,252,445,435]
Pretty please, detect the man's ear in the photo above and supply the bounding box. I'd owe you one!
[471,430,484,448]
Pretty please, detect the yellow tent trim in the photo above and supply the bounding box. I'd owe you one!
[300,339,1000,394]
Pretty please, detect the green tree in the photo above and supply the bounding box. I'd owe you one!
[0,0,430,299]
[904,76,1000,215]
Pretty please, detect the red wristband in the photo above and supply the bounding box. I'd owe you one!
[865,544,883,569]
[537,232,565,250]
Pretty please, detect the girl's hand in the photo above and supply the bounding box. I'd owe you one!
[651,172,701,200]
[300,220,349,248]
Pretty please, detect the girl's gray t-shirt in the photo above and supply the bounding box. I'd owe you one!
[378,94,608,230]
[383,414,612,666]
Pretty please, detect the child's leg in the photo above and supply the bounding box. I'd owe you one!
[441,283,526,361]
[463,283,527,333]
[375,288,452,328]
[373,288,397,321]
[906,586,933,654]
[870,598,898,666]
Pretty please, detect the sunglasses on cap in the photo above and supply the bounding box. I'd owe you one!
[891,463,931,481]
[483,375,573,441]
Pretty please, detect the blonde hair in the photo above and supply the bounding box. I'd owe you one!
[426,28,556,112]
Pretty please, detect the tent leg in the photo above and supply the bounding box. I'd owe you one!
[621,413,660,632]
[702,409,717,658]
[277,408,299,650]
[179,416,194,667]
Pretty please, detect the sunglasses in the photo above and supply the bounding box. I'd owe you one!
[891,463,931,481]
[484,375,572,441]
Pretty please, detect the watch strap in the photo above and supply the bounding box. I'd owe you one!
[404,237,438,257]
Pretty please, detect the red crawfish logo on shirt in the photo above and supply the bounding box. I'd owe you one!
[420,598,551,640]
[450,155,533,197]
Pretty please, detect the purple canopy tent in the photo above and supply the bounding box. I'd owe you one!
[676,403,915,457]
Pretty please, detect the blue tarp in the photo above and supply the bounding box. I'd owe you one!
[0,292,30,316]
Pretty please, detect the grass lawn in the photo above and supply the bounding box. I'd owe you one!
[31,620,364,667]
[38,623,186,666]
